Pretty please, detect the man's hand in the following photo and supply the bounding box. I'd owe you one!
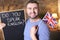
[0,23,6,29]
[30,25,38,40]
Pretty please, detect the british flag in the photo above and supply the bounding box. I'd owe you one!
[42,12,57,28]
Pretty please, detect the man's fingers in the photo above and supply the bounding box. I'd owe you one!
[0,23,6,29]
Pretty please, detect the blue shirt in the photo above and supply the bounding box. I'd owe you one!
[24,19,50,40]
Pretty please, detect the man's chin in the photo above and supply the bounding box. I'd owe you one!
[30,17,36,19]
[29,15,38,19]
[30,18,35,19]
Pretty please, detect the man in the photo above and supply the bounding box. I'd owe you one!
[24,0,50,40]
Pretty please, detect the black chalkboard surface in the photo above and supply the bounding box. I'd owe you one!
[0,10,25,40]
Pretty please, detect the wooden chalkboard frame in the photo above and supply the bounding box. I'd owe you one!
[0,9,25,40]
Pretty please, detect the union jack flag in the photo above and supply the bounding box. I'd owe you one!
[42,12,57,28]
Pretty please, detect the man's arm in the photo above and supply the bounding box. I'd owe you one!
[38,21,50,40]
[30,26,38,40]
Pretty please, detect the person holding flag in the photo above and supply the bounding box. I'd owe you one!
[24,0,50,40]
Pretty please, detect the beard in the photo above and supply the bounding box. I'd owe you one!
[29,14,39,19]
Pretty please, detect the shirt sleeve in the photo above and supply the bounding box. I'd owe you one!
[38,21,50,40]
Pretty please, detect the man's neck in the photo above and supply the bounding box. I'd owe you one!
[30,17,40,23]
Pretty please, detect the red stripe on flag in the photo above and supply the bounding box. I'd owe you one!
[45,15,56,26]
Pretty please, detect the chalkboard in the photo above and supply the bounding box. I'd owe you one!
[0,10,25,40]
